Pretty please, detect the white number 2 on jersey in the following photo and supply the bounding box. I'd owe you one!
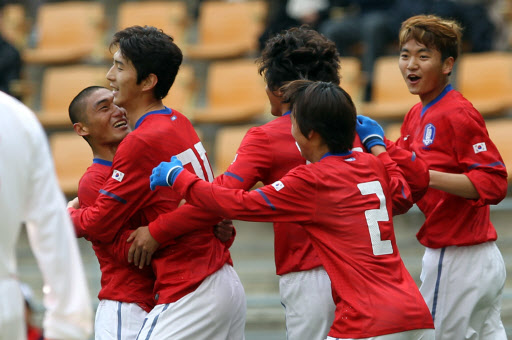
[357,181,393,256]
[175,142,214,182]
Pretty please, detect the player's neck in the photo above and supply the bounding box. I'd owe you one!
[125,98,165,128]
[92,143,118,162]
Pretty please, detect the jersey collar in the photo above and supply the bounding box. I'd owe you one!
[134,106,173,129]
[282,110,292,116]
[93,158,112,166]
[421,84,453,117]
[321,150,352,160]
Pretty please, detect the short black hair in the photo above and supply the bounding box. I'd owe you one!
[257,26,340,92]
[110,25,183,100]
[68,85,106,124]
[282,80,356,153]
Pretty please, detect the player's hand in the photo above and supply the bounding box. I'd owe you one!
[150,156,184,190]
[214,219,235,243]
[356,115,386,151]
[67,197,80,209]
[127,226,160,269]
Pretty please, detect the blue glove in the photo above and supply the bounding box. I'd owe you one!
[356,115,386,150]
[150,156,184,190]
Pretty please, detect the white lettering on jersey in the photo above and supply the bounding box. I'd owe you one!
[473,142,487,154]
[272,180,285,191]
[112,170,124,182]
[352,147,364,152]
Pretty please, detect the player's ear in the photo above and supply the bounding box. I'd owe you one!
[73,122,89,137]
[442,56,455,76]
[142,73,158,92]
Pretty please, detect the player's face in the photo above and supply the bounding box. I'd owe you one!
[291,112,313,161]
[265,85,284,117]
[84,88,130,145]
[399,39,454,105]
[106,50,143,113]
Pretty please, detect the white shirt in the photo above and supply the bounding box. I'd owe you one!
[0,92,92,339]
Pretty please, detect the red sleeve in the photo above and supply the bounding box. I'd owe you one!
[172,167,316,224]
[385,138,429,203]
[70,136,166,243]
[148,127,273,244]
[376,152,413,215]
[451,113,507,206]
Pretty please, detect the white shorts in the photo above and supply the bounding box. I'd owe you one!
[0,278,25,340]
[280,266,336,340]
[420,241,507,340]
[135,264,246,340]
[95,300,148,340]
[326,328,435,340]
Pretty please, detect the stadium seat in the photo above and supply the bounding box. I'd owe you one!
[49,131,93,197]
[162,64,197,116]
[457,51,512,117]
[37,65,110,129]
[23,2,106,64]
[485,118,512,182]
[358,56,418,120]
[214,124,254,175]
[186,1,267,60]
[191,58,268,124]
[116,1,189,47]
[339,57,364,104]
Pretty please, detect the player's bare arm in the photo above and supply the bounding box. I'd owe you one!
[428,170,479,199]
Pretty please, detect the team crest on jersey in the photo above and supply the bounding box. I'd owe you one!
[272,180,285,191]
[423,124,436,146]
[473,142,487,154]
[112,170,125,182]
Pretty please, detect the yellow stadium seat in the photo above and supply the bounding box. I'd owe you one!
[37,65,110,129]
[457,51,512,117]
[50,131,93,197]
[186,1,267,60]
[358,56,418,120]
[485,118,512,182]
[339,57,364,104]
[214,124,254,175]
[163,64,197,116]
[23,2,106,64]
[191,58,268,124]
[117,1,189,47]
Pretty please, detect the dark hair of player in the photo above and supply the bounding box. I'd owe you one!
[399,15,462,62]
[109,25,183,100]
[282,80,356,153]
[69,85,106,125]
[257,26,341,92]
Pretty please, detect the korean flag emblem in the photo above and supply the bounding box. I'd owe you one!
[112,170,125,182]
[473,142,487,154]
[423,123,436,146]
[272,180,285,191]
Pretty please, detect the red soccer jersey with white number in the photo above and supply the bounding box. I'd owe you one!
[150,113,425,275]
[78,159,155,312]
[173,151,434,338]
[397,86,508,248]
[70,108,232,304]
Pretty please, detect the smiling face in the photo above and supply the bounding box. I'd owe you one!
[82,88,130,146]
[399,39,454,105]
[106,50,143,116]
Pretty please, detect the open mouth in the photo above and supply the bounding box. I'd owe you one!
[408,75,420,82]
[113,120,127,128]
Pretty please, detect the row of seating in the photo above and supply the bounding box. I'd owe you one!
[2,1,268,64]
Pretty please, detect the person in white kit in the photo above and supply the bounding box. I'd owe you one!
[0,91,93,340]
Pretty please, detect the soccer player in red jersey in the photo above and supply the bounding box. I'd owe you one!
[128,26,428,340]
[151,80,435,339]
[67,26,245,339]
[69,85,156,338]
[396,15,508,339]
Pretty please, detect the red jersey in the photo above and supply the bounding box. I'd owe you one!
[69,108,231,304]
[150,113,425,275]
[172,151,434,338]
[77,159,155,312]
[397,85,508,248]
